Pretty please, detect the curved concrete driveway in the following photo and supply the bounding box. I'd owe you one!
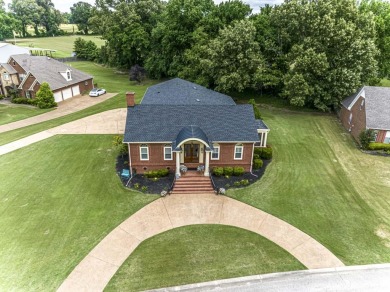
[58,193,344,292]
[0,108,126,156]
[0,93,116,134]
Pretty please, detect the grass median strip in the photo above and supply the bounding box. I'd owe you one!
[0,104,52,126]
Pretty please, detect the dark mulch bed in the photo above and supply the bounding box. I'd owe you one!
[116,154,174,194]
[212,159,272,190]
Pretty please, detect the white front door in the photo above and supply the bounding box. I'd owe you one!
[54,91,63,102]
[62,88,72,100]
[72,85,80,96]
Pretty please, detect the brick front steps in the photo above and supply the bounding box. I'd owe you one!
[172,171,215,194]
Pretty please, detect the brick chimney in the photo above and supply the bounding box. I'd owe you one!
[126,92,135,107]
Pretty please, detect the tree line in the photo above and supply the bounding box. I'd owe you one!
[0,0,93,38]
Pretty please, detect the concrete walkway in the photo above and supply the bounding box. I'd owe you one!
[0,108,126,156]
[58,193,344,292]
[0,93,116,134]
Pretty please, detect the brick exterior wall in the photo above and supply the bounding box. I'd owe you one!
[8,57,26,75]
[340,95,366,142]
[129,142,254,174]
[20,74,37,98]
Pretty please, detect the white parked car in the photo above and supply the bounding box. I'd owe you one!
[89,88,106,97]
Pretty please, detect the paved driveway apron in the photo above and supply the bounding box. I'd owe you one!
[0,93,116,134]
[0,109,126,156]
[58,193,344,292]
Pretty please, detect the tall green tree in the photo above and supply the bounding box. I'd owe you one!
[359,0,390,78]
[9,0,42,37]
[180,19,265,93]
[36,82,56,109]
[0,1,18,40]
[91,0,164,68]
[70,1,93,35]
[273,0,378,111]
[36,0,61,35]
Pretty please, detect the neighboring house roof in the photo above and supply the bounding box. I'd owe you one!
[0,43,30,63]
[142,78,236,105]
[11,54,92,91]
[364,87,390,130]
[341,86,390,130]
[0,63,17,74]
[124,105,260,143]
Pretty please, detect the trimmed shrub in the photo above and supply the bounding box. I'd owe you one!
[11,97,29,104]
[36,82,56,109]
[253,159,263,169]
[223,166,233,176]
[233,181,241,187]
[359,129,375,150]
[213,167,224,177]
[254,147,273,159]
[253,154,260,160]
[144,168,169,178]
[254,147,263,156]
[240,179,249,186]
[368,143,390,151]
[0,95,4,100]
[233,166,244,176]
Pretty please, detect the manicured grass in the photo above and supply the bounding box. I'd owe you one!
[0,135,157,291]
[106,225,305,291]
[0,62,160,146]
[8,35,105,58]
[379,78,390,87]
[229,107,390,265]
[0,104,52,126]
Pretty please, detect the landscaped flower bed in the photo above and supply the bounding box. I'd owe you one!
[212,159,272,190]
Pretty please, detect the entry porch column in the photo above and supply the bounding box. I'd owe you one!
[175,151,181,178]
[204,151,210,176]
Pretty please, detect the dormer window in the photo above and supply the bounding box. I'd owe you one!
[66,69,72,81]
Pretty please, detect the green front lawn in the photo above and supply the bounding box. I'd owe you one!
[106,225,305,291]
[229,107,390,265]
[0,135,157,291]
[0,62,160,146]
[0,104,52,126]
[9,35,106,58]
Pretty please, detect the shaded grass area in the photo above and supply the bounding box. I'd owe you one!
[8,35,106,58]
[0,62,160,146]
[0,135,157,291]
[106,225,305,291]
[0,104,52,126]
[229,107,390,265]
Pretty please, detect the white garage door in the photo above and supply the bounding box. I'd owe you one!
[54,91,63,102]
[72,85,80,96]
[62,88,72,100]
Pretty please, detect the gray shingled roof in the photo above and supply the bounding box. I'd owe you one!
[0,63,17,74]
[341,87,363,108]
[364,86,390,130]
[172,125,213,151]
[11,54,92,91]
[142,78,236,105]
[256,119,269,130]
[124,105,260,143]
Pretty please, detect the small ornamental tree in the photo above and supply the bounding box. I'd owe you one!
[36,82,56,109]
[359,129,375,150]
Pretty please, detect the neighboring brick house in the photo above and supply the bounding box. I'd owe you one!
[123,78,270,177]
[0,63,19,96]
[4,54,93,102]
[340,86,390,144]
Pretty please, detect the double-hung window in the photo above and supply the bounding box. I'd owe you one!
[164,145,172,160]
[234,144,243,160]
[140,144,149,160]
[3,73,9,81]
[211,145,220,160]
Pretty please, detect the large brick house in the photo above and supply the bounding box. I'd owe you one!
[0,54,93,101]
[340,86,390,144]
[123,78,270,177]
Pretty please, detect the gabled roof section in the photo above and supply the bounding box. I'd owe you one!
[124,105,260,143]
[11,54,92,91]
[256,119,269,130]
[142,78,236,105]
[0,63,17,74]
[341,87,364,109]
[172,126,213,151]
[364,86,390,130]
